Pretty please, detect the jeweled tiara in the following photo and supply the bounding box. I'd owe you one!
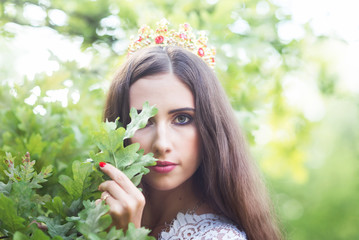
[128,18,216,69]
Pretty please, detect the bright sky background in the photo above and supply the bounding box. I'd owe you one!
[274,0,359,94]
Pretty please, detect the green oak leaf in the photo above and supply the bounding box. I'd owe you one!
[123,223,155,240]
[59,161,92,201]
[0,193,26,233]
[124,102,158,139]
[13,231,28,240]
[25,134,46,158]
[10,182,37,220]
[104,226,125,240]
[92,121,125,153]
[44,196,66,219]
[113,143,140,169]
[30,228,51,240]
[0,181,12,195]
[91,102,157,186]
[3,152,52,189]
[29,165,53,189]
[68,200,112,237]
[37,216,75,240]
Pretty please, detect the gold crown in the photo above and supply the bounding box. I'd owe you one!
[128,19,216,69]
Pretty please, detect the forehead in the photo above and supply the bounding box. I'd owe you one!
[129,73,194,109]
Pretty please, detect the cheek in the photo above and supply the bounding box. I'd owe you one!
[181,129,200,160]
[131,131,151,153]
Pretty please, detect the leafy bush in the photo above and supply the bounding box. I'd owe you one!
[0,103,157,240]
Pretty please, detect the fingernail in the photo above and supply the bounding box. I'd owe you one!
[99,162,106,168]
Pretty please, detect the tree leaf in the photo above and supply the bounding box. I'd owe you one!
[70,200,112,236]
[0,193,25,233]
[44,196,66,219]
[25,134,46,158]
[13,231,28,240]
[104,226,125,240]
[113,143,140,169]
[30,165,53,189]
[10,182,37,220]
[0,181,12,195]
[59,161,92,201]
[37,216,75,240]
[124,102,158,139]
[123,223,155,240]
[91,102,157,187]
[30,228,51,240]
[92,122,125,153]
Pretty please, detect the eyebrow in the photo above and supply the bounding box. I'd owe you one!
[168,108,195,114]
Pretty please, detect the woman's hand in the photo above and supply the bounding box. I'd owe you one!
[97,162,145,230]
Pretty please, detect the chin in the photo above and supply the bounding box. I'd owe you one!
[142,176,183,192]
[145,181,181,192]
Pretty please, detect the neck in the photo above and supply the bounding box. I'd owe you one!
[141,177,202,232]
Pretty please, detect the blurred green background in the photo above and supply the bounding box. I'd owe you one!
[1,0,358,239]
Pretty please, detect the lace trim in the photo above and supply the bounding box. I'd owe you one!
[159,212,247,240]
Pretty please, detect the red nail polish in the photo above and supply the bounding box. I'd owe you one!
[99,162,106,168]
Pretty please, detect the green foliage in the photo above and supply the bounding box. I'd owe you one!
[91,102,157,186]
[59,160,97,202]
[0,103,156,239]
[0,79,103,190]
[0,152,52,237]
[0,193,26,233]
[37,216,76,239]
[66,200,153,239]
[4,152,53,188]
[124,104,158,139]
[13,226,53,240]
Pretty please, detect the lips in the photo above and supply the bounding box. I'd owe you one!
[149,161,177,173]
[155,161,176,166]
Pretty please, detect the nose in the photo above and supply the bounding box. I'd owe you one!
[152,123,171,158]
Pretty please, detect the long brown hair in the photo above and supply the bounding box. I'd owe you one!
[104,46,283,240]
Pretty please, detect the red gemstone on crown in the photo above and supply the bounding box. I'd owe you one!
[155,35,164,44]
[198,48,205,57]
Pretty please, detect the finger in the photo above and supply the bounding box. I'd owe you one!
[95,199,102,205]
[101,190,136,217]
[104,197,130,228]
[99,180,128,200]
[101,191,111,201]
[99,162,140,196]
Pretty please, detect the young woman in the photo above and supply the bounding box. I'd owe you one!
[97,21,283,240]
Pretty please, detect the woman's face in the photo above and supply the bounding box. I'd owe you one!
[129,73,200,191]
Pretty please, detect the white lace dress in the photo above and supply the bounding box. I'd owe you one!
[159,212,247,240]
